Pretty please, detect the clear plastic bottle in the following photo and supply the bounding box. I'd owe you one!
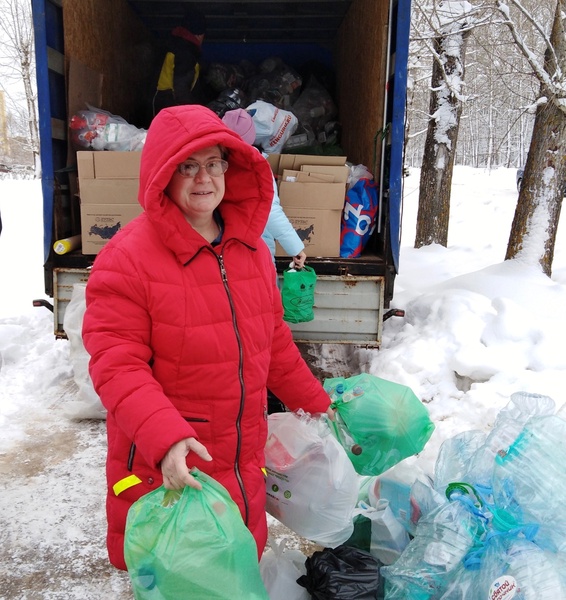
[380,499,482,599]
[433,429,487,496]
[493,414,566,530]
[328,383,363,456]
[484,391,555,458]
[506,539,565,599]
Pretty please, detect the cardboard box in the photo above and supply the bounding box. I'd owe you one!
[267,153,347,178]
[279,180,346,209]
[280,169,335,184]
[277,178,346,257]
[77,151,141,204]
[273,155,348,257]
[300,164,350,184]
[77,150,141,179]
[80,203,143,254]
[275,207,342,257]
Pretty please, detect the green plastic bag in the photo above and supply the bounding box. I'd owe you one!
[124,469,269,600]
[324,373,435,476]
[281,265,317,323]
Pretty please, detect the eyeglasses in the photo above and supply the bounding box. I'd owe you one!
[177,159,229,178]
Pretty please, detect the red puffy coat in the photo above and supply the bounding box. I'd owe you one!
[82,106,331,570]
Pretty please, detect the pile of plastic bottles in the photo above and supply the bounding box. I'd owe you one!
[380,392,566,599]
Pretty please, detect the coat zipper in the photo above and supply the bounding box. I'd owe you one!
[217,253,249,525]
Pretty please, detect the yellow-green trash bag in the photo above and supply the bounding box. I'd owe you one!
[324,373,435,476]
[124,469,269,600]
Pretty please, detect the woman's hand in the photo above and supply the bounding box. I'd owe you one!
[326,405,337,421]
[161,437,212,490]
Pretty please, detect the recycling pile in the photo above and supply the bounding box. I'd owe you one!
[263,385,566,599]
[262,373,436,598]
[381,392,566,599]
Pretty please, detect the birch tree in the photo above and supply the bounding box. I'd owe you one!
[414,1,476,248]
[0,0,39,175]
[497,0,566,276]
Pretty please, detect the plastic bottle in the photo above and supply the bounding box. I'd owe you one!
[380,499,482,599]
[329,383,363,456]
[451,392,556,491]
[492,414,566,532]
[484,391,555,458]
[433,429,487,496]
[506,539,565,599]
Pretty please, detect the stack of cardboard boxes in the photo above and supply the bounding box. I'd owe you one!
[267,154,348,257]
[76,151,349,257]
[77,151,143,254]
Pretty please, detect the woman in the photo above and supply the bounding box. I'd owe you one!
[82,105,332,571]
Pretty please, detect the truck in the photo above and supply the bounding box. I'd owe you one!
[31,0,411,347]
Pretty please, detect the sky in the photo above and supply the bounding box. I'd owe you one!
[1,166,566,597]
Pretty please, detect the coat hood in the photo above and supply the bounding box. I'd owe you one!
[138,105,275,263]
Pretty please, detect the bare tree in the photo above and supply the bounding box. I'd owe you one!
[414,1,476,248]
[497,0,566,276]
[406,0,549,171]
[0,0,39,175]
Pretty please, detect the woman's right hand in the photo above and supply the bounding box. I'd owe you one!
[161,437,212,490]
[293,251,307,270]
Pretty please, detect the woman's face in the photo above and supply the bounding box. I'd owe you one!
[166,145,226,223]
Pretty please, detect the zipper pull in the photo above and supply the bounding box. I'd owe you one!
[218,254,228,283]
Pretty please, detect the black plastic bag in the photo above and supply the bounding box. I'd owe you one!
[297,545,383,600]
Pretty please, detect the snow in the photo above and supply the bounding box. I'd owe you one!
[1,167,566,596]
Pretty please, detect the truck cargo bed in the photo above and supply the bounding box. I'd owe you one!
[32,0,410,345]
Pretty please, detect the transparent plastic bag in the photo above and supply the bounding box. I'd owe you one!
[124,470,269,600]
[259,536,309,600]
[62,283,106,420]
[247,57,302,109]
[290,75,337,137]
[352,500,410,565]
[69,105,146,151]
[265,411,359,546]
[324,373,435,476]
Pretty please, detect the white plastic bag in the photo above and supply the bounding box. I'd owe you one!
[62,283,106,420]
[247,100,298,153]
[259,536,309,600]
[355,500,410,565]
[265,411,359,546]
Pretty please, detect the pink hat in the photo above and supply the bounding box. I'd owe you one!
[222,109,256,145]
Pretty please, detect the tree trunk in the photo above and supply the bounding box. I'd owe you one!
[505,0,566,277]
[415,27,470,248]
[505,99,566,276]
